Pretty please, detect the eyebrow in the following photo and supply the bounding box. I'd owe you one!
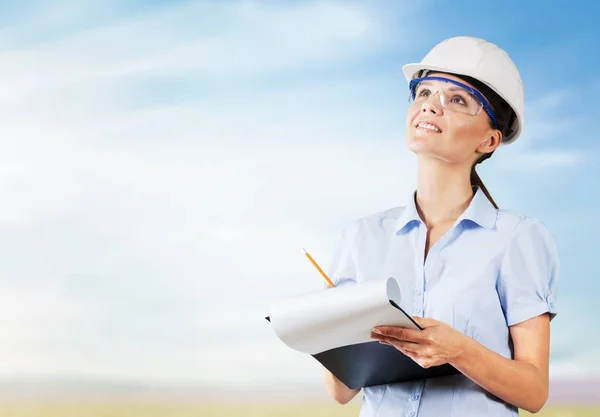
[447,86,472,93]
[419,81,475,94]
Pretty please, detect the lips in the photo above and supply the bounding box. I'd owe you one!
[414,120,442,133]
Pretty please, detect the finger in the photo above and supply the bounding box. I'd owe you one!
[376,337,414,354]
[392,340,424,355]
[402,350,434,368]
[397,346,423,364]
[401,349,419,362]
[371,334,421,353]
[372,335,395,347]
[373,326,429,343]
[396,341,424,355]
[375,337,432,366]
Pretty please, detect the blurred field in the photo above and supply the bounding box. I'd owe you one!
[0,402,598,417]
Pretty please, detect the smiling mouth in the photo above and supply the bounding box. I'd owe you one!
[415,121,442,133]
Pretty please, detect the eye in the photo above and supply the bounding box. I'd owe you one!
[416,86,431,97]
[449,94,468,106]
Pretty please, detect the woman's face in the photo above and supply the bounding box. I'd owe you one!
[405,73,500,165]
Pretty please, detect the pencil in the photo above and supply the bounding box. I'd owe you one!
[303,248,336,287]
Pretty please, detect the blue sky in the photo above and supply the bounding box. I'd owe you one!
[0,0,597,396]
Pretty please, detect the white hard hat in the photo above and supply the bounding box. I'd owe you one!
[402,36,524,144]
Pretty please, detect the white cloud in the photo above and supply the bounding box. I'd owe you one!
[525,90,570,118]
[497,149,584,172]
[0,0,385,101]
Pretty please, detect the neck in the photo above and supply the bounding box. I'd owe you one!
[415,157,475,228]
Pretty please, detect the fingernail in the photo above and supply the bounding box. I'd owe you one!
[372,328,382,334]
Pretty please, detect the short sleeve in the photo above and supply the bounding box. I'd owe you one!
[497,217,560,326]
[324,218,363,289]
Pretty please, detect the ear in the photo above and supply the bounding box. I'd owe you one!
[476,128,502,154]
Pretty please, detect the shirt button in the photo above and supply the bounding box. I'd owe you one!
[411,394,420,401]
[415,307,421,313]
[409,412,416,417]
[416,289,422,295]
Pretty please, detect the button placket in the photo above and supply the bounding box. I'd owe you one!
[405,380,424,417]
[414,228,426,317]
[405,227,425,417]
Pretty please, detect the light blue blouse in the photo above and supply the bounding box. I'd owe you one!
[327,187,559,417]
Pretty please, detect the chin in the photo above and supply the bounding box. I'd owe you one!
[406,135,434,153]
[406,138,453,162]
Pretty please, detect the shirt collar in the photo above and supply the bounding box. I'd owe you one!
[396,186,497,234]
[395,190,421,234]
[459,186,498,229]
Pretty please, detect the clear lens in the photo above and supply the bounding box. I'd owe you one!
[409,80,484,116]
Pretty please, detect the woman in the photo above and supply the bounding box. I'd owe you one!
[322,36,559,416]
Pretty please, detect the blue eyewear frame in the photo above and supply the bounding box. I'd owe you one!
[408,76,498,129]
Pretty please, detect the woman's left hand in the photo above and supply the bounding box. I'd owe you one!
[371,317,467,368]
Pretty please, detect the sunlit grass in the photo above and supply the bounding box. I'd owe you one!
[0,402,597,416]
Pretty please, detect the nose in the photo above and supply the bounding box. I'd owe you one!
[420,91,443,114]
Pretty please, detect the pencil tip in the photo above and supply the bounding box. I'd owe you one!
[302,248,307,253]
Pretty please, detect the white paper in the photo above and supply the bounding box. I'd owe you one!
[268,277,419,355]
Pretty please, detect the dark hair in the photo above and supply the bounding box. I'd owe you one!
[459,74,515,210]
[418,70,516,210]
[458,74,516,147]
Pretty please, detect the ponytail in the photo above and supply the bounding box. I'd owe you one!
[428,72,512,211]
[471,167,498,209]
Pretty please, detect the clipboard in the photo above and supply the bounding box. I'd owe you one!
[265,278,459,389]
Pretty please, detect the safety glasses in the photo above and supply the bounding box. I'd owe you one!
[408,76,498,129]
